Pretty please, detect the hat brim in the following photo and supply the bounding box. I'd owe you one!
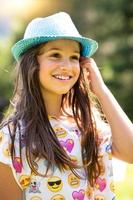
[11,36,98,61]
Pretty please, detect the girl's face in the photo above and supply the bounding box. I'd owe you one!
[37,39,80,96]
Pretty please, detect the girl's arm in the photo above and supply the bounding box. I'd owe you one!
[80,58,133,163]
[0,162,22,200]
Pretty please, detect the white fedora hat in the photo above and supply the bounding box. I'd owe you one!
[12,12,98,61]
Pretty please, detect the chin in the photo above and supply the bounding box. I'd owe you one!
[54,87,73,95]
[56,90,70,95]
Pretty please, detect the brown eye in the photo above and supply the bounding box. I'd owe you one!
[50,53,61,58]
[71,55,79,60]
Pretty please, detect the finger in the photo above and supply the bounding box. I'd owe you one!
[80,57,94,62]
[80,60,92,71]
[83,67,90,75]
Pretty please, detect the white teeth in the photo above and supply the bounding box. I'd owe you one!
[53,75,71,80]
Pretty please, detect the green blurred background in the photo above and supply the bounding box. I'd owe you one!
[0,0,133,199]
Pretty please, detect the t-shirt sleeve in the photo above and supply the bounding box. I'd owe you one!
[97,121,113,163]
[0,125,31,190]
[92,121,116,198]
[0,126,12,166]
[96,119,112,145]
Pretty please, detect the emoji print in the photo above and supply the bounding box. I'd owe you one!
[29,179,41,193]
[47,176,63,192]
[95,177,106,192]
[30,197,42,200]
[63,156,78,170]
[3,143,11,157]
[51,194,65,200]
[21,133,26,148]
[13,157,22,173]
[110,180,115,193]
[72,189,85,200]
[53,126,67,138]
[97,130,103,146]
[70,155,78,165]
[86,186,93,199]
[60,139,74,153]
[0,131,4,144]
[68,173,80,188]
[98,155,105,175]
[71,128,80,137]
[19,175,31,189]
[106,144,112,159]
[94,194,105,200]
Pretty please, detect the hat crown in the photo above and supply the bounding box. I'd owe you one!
[24,12,81,39]
[12,11,98,61]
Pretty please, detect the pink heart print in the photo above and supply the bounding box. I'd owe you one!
[95,177,106,192]
[13,157,22,173]
[60,139,74,153]
[72,189,85,200]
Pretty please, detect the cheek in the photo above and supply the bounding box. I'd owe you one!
[39,61,51,78]
[38,66,48,86]
[74,65,80,78]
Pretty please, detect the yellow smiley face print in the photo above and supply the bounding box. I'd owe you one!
[68,173,80,188]
[70,155,78,165]
[63,155,78,170]
[19,175,31,189]
[53,126,67,138]
[47,176,63,192]
[110,180,115,193]
[86,186,93,199]
[3,143,11,157]
[98,155,105,175]
[0,131,4,144]
[94,194,105,200]
[51,194,65,200]
[30,197,42,200]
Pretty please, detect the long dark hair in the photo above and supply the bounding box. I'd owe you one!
[2,43,101,186]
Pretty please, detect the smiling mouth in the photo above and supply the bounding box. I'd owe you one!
[52,75,72,80]
[71,180,79,185]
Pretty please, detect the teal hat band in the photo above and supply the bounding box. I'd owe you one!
[12,12,98,61]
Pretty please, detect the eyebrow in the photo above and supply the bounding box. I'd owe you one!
[47,47,80,54]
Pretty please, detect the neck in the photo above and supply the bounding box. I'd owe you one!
[42,91,63,118]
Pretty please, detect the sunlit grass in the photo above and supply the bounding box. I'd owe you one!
[115,164,133,200]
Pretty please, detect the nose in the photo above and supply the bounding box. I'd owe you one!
[60,58,72,70]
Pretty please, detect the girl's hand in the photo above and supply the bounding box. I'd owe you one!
[80,57,107,97]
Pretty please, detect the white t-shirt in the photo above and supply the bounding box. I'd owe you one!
[0,117,116,200]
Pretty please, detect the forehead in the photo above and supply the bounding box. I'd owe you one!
[41,39,80,52]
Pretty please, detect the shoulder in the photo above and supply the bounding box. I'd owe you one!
[0,124,12,165]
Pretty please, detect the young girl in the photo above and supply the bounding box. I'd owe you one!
[0,12,133,200]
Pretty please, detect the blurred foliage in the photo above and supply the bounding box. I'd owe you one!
[0,1,133,198]
[0,0,133,120]
[70,0,133,119]
[0,40,13,98]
